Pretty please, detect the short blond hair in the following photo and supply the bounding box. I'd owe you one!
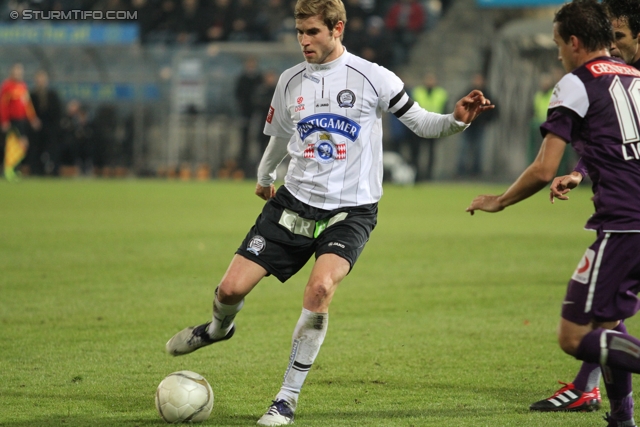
[294,0,347,39]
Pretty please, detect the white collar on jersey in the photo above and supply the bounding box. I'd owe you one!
[307,47,350,73]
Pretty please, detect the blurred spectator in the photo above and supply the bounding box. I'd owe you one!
[29,70,62,176]
[131,0,165,43]
[73,104,95,175]
[92,104,117,176]
[384,0,426,65]
[59,100,95,176]
[456,73,495,178]
[360,15,395,69]
[410,71,447,180]
[258,0,290,41]
[234,56,263,178]
[344,0,368,21]
[528,72,554,164]
[528,69,573,174]
[0,63,40,181]
[345,16,367,56]
[140,0,179,43]
[204,0,234,43]
[59,100,80,175]
[422,0,442,30]
[175,0,209,44]
[229,0,262,42]
[253,69,278,156]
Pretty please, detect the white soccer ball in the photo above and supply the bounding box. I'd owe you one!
[155,370,214,423]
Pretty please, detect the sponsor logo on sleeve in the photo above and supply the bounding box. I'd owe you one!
[266,106,275,124]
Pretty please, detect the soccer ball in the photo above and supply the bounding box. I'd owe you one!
[155,370,214,423]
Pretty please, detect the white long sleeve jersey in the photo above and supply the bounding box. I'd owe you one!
[263,50,466,210]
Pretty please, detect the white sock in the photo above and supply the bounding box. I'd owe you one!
[206,291,244,339]
[275,308,328,410]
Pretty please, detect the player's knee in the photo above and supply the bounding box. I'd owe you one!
[557,330,581,356]
[305,278,336,306]
[216,281,245,304]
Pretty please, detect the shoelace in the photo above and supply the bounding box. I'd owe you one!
[549,381,572,398]
[187,323,211,344]
[267,400,291,416]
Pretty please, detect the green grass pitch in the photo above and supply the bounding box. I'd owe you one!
[1,179,637,426]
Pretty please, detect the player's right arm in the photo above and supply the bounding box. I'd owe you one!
[255,71,295,201]
[467,132,567,214]
[256,135,289,200]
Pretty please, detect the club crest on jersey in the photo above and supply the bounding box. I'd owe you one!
[337,89,356,108]
[297,113,361,142]
[303,133,347,163]
[247,235,266,256]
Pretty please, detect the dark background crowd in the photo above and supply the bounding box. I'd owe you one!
[3,0,446,66]
[0,0,452,179]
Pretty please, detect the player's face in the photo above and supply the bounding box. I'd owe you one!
[610,18,640,64]
[296,15,343,64]
[553,23,576,73]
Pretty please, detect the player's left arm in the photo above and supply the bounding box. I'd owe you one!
[453,89,495,124]
[396,90,494,139]
[466,132,567,214]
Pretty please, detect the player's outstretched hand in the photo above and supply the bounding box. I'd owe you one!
[255,183,276,201]
[549,171,583,204]
[466,194,503,215]
[453,89,495,124]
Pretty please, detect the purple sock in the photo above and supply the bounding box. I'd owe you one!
[572,362,601,391]
[602,323,634,423]
[576,325,636,423]
[575,327,640,372]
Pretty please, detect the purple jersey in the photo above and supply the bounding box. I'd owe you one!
[542,57,640,232]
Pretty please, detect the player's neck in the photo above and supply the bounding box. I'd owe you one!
[578,49,609,67]
[322,43,345,65]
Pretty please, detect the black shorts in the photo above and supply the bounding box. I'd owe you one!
[236,186,378,282]
[9,119,30,137]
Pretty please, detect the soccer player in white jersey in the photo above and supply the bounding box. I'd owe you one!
[529,0,640,414]
[165,0,493,425]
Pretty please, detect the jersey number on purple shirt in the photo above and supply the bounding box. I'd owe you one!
[610,76,640,143]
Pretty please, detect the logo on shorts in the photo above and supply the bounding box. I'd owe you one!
[337,89,355,108]
[247,235,266,256]
[572,248,595,284]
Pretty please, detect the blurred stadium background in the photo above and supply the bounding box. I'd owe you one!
[0,0,572,182]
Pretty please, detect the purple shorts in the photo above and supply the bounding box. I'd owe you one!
[562,231,640,325]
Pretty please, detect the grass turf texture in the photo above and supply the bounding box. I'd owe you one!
[1,179,637,427]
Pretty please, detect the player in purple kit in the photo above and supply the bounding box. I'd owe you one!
[530,0,640,414]
[467,1,640,425]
